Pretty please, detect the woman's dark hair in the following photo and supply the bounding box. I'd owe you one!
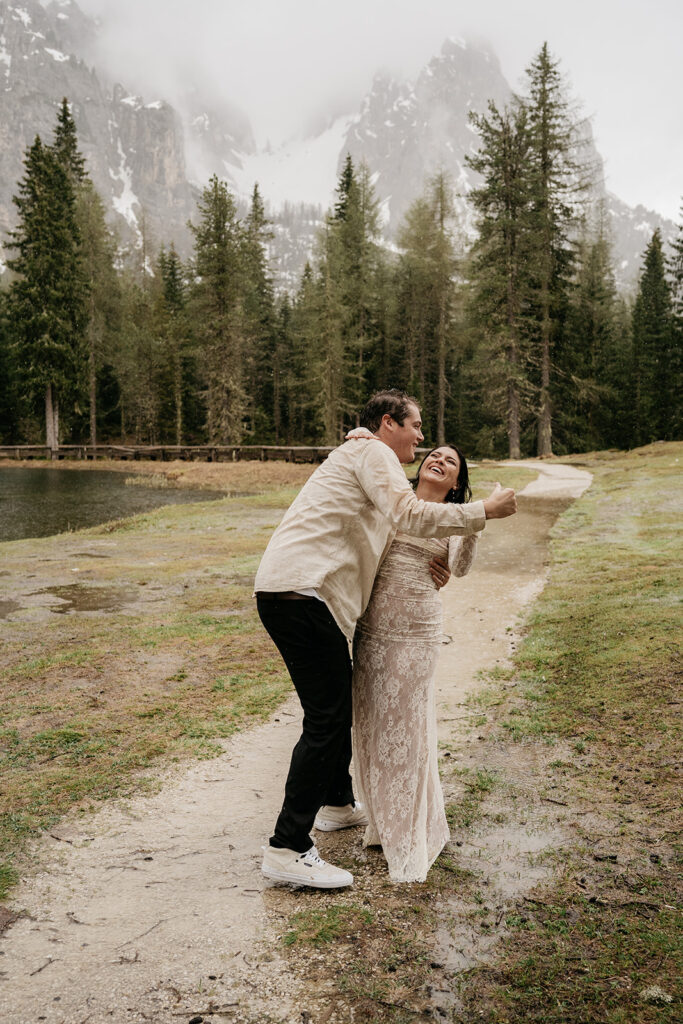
[359,389,420,432]
[412,445,472,504]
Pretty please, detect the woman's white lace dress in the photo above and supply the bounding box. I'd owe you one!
[352,531,478,882]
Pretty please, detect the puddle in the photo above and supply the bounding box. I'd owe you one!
[0,599,21,619]
[431,821,566,1013]
[456,824,565,897]
[31,584,139,614]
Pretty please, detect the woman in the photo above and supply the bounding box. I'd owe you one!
[351,445,480,883]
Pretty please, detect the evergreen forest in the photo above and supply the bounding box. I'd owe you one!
[1,45,681,457]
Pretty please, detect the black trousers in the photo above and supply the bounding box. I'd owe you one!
[257,595,355,853]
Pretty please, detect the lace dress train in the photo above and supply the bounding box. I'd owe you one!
[352,533,477,882]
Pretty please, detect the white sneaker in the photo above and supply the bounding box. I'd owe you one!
[261,844,353,888]
[314,802,369,832]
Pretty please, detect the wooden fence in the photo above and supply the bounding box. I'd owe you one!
[0,444,338,464]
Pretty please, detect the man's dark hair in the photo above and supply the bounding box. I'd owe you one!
[359,389,420,432]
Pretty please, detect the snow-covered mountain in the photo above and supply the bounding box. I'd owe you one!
[0,0,248,264]
[0,1,674,290]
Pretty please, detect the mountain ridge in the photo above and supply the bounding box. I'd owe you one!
[0,0,675,289]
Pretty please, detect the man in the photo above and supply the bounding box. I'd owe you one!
[255,390,516,888]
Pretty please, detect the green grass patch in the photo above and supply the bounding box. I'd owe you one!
[454,442,683,1023]
[446,766,501,829]
[284,903,374,947]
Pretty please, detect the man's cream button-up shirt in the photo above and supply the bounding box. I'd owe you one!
[254,434,486,640]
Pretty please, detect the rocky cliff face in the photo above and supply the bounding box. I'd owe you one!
[0,1,674,290]
[1,0,203,263]
[343,38,511,235]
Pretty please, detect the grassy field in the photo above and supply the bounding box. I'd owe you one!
[452,442,682,1024]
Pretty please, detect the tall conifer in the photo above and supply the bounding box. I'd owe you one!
[632,229,677,442]
[467,101,533,457]
[189,175,245,443]
[158,244,191,445]
[524,43,585,455]
[242,184,277,438]
[7,136,88,448]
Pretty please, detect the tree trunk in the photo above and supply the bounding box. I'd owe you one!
[537,280,553,456]
[45,384,59,453]
[273,346,281,444]
[89,327,97,449]
[508,378,521,459]
[537,337,552,454]
[45,384,55,450]
[436,295,446,446]
[174,354,183,446]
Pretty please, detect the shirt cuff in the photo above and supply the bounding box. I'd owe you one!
[469,500,487,532]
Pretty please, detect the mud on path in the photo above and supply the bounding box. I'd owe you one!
[0,462,591,1024]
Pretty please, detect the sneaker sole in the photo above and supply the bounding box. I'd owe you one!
[313,818,368,832]
[262,865,353,889]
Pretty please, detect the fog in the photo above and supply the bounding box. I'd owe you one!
[77,0,682,220]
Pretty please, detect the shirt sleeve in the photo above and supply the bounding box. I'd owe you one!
[447,533,480,577]
[355,441,486,538]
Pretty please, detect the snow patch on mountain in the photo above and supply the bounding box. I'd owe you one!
[231,115,355,210]
[109,138,139,232]
[0,35,11,78]
[10,6,32,27]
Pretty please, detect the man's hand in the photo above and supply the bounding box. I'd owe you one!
[483,482,517,519]
[429,555,451,589]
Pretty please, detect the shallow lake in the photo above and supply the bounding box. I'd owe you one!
[0,467,225,542]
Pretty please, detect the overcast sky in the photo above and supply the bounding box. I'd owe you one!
[77,0,682,221]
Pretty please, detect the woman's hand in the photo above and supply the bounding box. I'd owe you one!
[429,555,451,589]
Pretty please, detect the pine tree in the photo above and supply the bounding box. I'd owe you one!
[335,160,384,417]
[524,43,586,455]
[50,97,120,447]
[297,156,387,443]
[157,243,191,445]
[667,203,683,439]
[395,173,461,445]
[77,180,119,447]
[241,183,277,438]
[7,136,88,448]
[289,262,325,441]
[558,218,622,451]
[316,219,347,443]
[466,101,534,457]
[395,196,435,406]
[0,285,21,442]
[52,97,86,183]
[632,229,677,443]
[114,258,163,444]
[189,175,245,444]
[334,153,355,222]
[670,202,683,321]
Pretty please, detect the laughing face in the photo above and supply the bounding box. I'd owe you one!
[419,446,462,494]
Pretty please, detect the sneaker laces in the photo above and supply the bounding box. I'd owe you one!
[300,846,324,866]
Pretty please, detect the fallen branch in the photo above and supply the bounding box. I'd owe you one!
[116,918,167,948]
[30,958,58,976]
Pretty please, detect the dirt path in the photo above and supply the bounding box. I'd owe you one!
[0,462,591,1024]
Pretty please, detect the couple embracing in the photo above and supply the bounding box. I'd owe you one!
[254,390,517,887]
